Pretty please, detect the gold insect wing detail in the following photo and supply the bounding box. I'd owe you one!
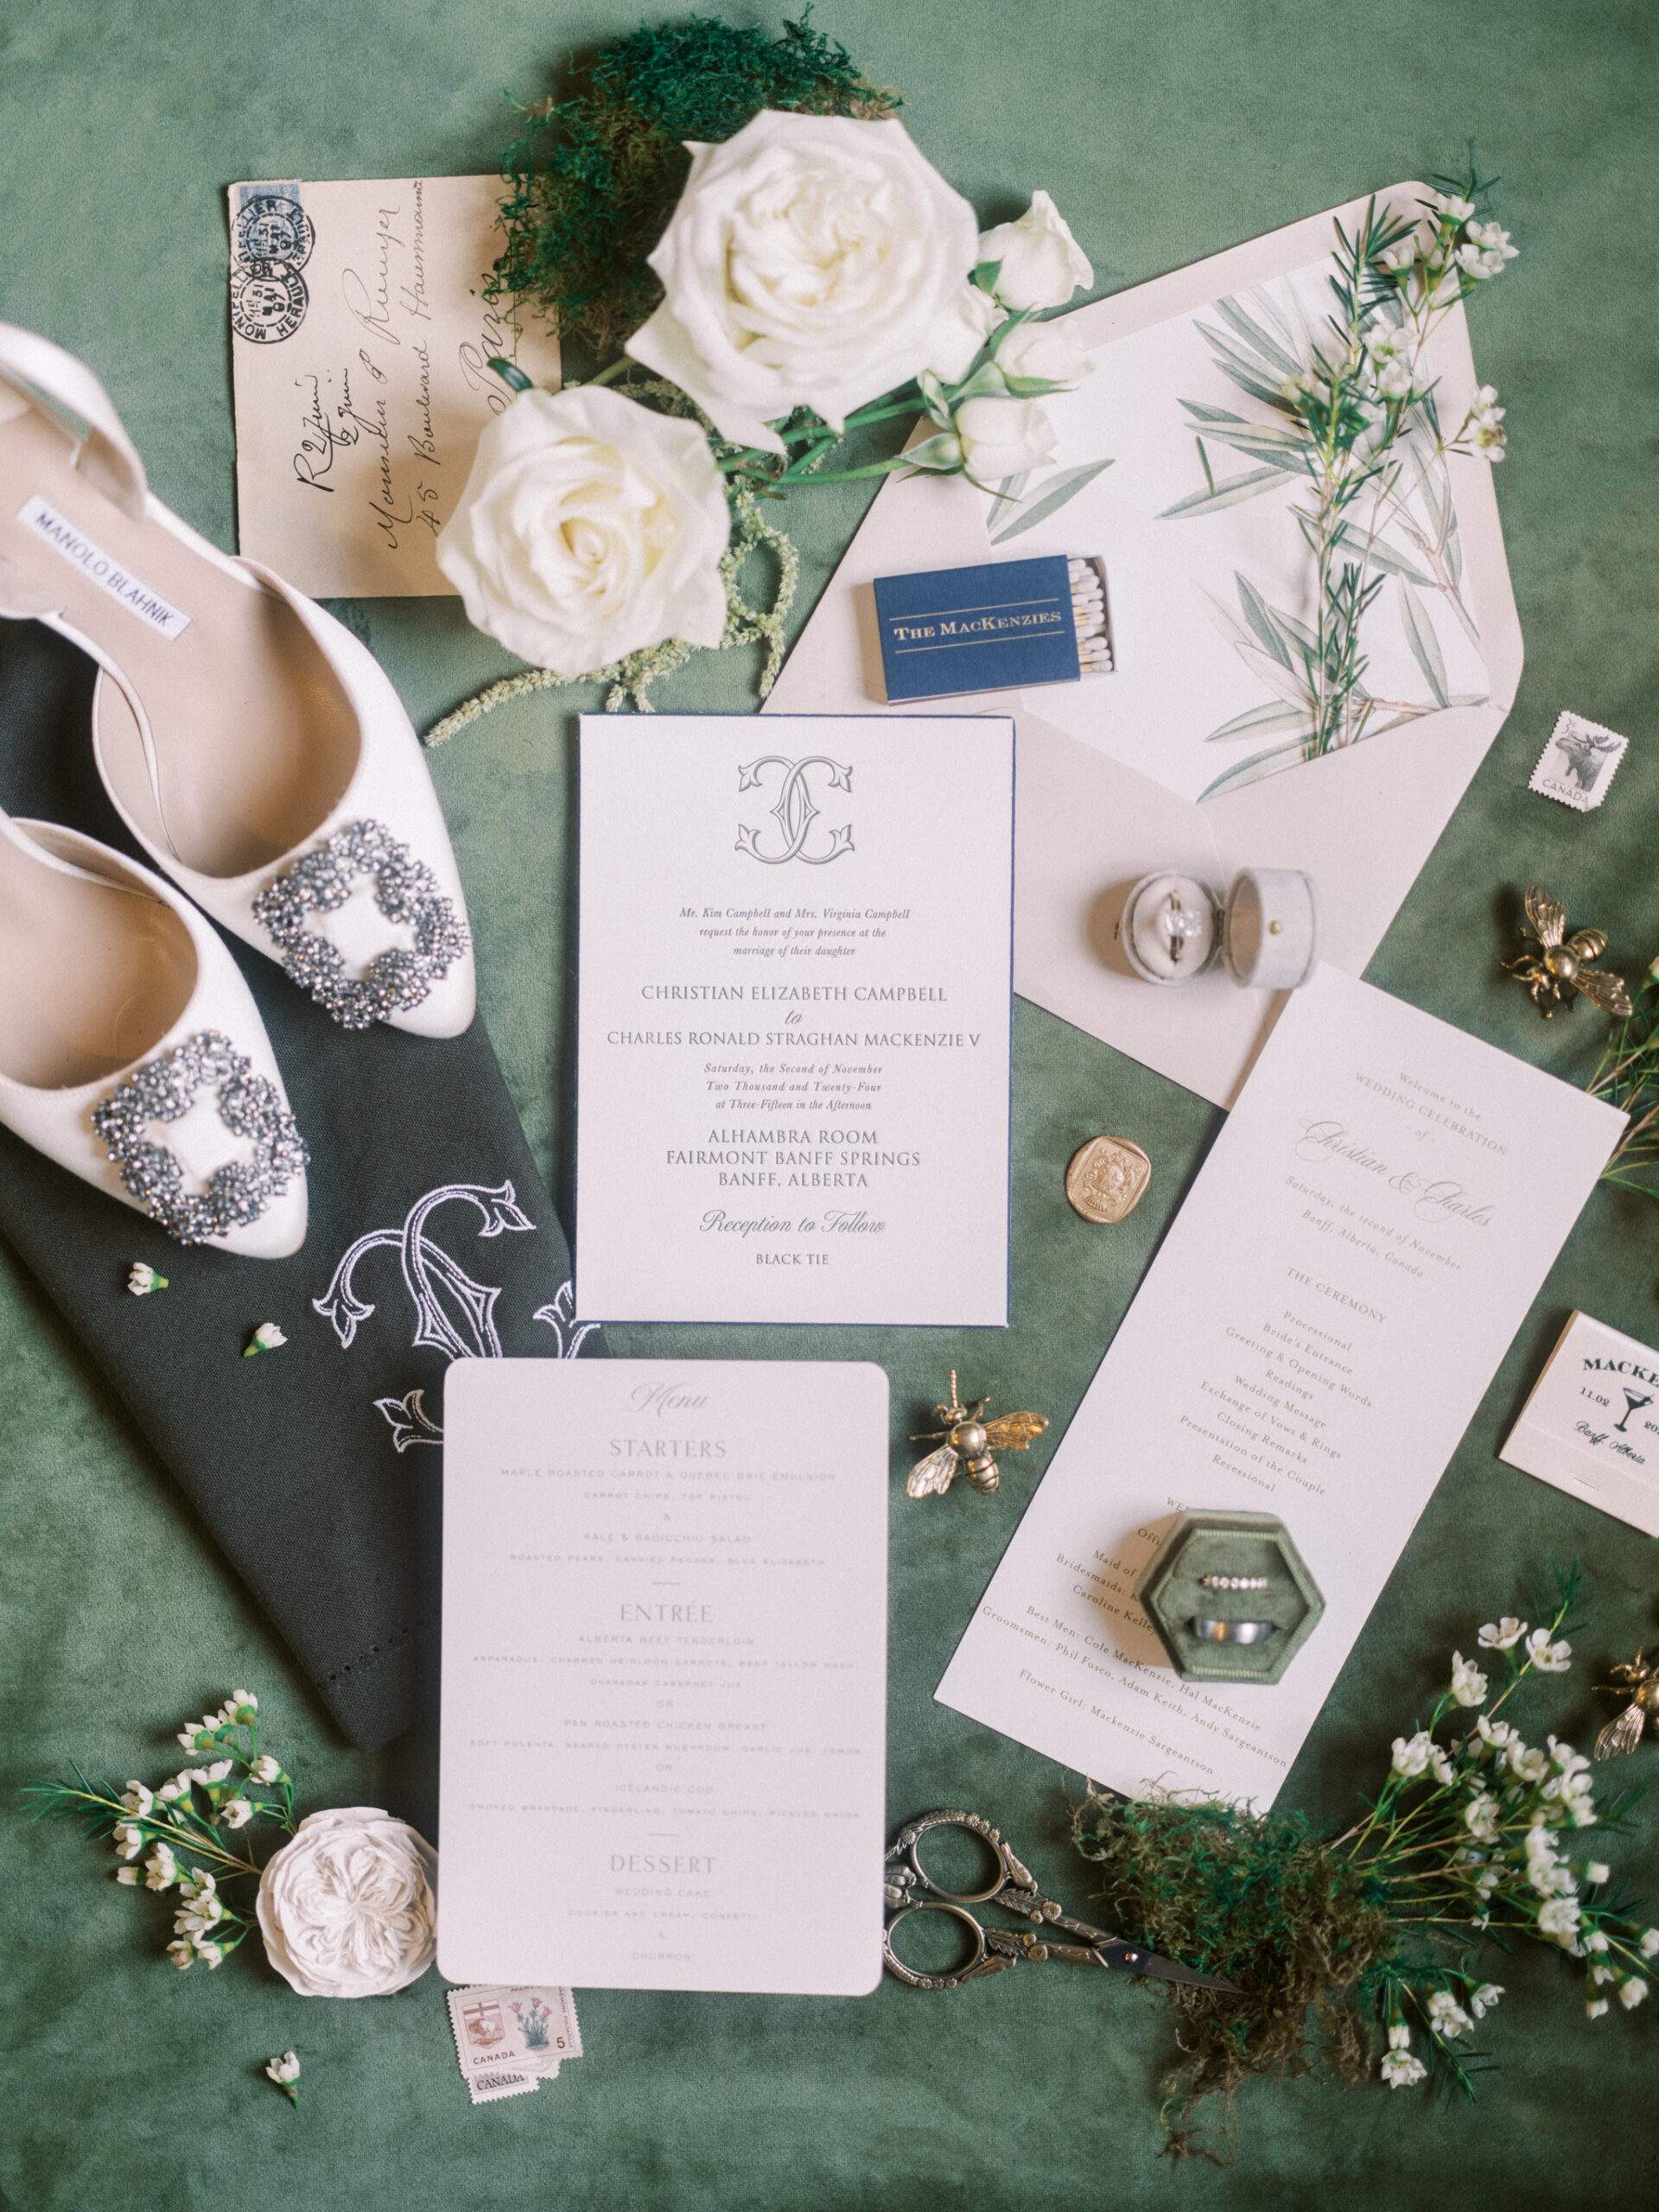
[906,1371,1048,1499]
[1594,1649,1659,1761]
[1503,885,1632,1020]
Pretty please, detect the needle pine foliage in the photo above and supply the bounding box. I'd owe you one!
[493,11,901,361]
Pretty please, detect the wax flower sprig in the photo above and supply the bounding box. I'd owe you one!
[24,1693,294,1971]
[1586,956,1659,1198]
[1263,159,1517,761]
[1073,1567,1656,2151]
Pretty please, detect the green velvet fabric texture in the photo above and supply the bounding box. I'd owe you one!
[2,2,1656,2204]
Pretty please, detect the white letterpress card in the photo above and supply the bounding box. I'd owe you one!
[437,1358,889,1994]
[937,967,1625,1804]
[575,714,1014,1325]
[227,177,560,596]
[1500,1312,1659,1536]
[1529,710,1630,812]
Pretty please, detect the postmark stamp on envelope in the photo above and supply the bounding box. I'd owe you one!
[1529,710,1630,812]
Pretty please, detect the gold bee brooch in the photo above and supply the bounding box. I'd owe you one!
[906,1372,1048,1499]
[1595,1649,1659,1760]
[1503,884,1632,1020]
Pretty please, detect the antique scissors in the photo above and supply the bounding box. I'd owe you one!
[882,1809,1240,1993]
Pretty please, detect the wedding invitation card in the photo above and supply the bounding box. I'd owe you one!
[575,714,1014,1325]
[437,1357,889,1995]
[937,968,1625,1803]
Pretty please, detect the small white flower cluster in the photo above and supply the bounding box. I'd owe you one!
[1360,325,1431,406]
[1378,188,1518,298]
[178,1691,259,1751]
[168,1868,226,1970]
[126,1262,168,1295]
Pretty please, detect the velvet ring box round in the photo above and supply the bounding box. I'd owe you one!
[1135,1509,1325,1684]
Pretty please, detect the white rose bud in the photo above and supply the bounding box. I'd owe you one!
[256,1808,437,1999]
[627,110,980,453]
[977,191,1093,312]
[925,281,1001,383]
[994,318,1094,391]
[953,393,1059,486]
[437,386,730,676]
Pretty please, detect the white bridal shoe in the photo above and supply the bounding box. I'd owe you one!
[0,810,308,1255]
[0,322,475,1038]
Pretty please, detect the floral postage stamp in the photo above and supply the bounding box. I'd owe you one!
[1529,710,1630,812]
[446,1984,582,2105]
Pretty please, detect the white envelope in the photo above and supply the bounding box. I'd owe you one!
[764,187,1522,1107]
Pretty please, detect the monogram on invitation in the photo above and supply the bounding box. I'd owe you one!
[574,714,1014,1326]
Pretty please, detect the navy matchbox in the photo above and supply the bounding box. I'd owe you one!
[873,553,1111,703]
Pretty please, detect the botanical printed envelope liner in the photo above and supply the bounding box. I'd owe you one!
[978,255,1491,802]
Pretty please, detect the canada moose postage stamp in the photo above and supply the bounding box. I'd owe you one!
[1529,709,1630,812]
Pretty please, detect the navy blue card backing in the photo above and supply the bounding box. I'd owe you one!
[874,555,1079,702]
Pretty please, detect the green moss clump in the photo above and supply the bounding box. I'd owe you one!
[493,11,901,362]
[1071,1793,1399,2156]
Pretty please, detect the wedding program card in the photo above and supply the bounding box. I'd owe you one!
[227,176,560,596]
[575,715,1014,1325]
[937,968,1625,1804]
[437,1358,889,1995]
[1500,1311,1659,1537]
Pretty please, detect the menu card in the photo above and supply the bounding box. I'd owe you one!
[937,968,1625,1803]
[575,714,1014,1325]
[437,1357,889,1995]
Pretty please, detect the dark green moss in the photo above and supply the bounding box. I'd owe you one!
[493,11,900,362]
[1072,1793,1399,2153]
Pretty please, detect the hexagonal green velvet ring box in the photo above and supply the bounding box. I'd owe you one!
[1135,1510,1324,1684]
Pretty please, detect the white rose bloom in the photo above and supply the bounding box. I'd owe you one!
[995,318,1094,390]
[977,190,1093,312]
[437,386,730,676]
[626,110,980,453]
[925,282,1001,382]
[257,1808,437,1999]
[953,393,1058,486]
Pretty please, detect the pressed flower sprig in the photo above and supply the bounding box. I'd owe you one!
[1257,160,1516,766]
[24,1694,296,1972]
[1072,1567,1656,2154]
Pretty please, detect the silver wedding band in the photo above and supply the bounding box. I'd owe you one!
[1192,1618,1275,1644]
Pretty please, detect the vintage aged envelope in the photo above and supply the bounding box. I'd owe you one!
[763,187,1523,1108]
[226,176,560,597]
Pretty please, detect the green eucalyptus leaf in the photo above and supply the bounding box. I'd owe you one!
[488,357,534,393]
[1160,465,1293,519]
[1398,581,1450,708]
[987,458,1115,543]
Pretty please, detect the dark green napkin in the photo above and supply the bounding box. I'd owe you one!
[0,617,601,1749]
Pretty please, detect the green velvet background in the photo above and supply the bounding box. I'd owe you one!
[2,1,1657,2204]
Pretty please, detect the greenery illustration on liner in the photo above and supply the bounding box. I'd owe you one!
[425,11,1103,741]
[1071,1568,1656,2156]
[1159,168,1516,798]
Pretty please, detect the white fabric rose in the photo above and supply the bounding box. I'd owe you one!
[257,1808,436,1999]
[925,281,1001,382]
[995,317,1094,389]
[627,109,981,453]
[954,392,1058,486]
[977,191,1093,311]
[436,385,730,675]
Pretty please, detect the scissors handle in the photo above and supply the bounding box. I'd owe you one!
[885,1808,1039,1905]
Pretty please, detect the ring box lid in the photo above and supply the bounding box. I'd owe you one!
[1135,1509,1325,1684]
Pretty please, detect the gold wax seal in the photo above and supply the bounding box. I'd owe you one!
[1065,1135,1152,1224]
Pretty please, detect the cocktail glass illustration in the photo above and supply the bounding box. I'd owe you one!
[1615,1389,1652,1434]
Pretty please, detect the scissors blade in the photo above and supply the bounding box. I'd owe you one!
[1091,1937,1241,1993]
